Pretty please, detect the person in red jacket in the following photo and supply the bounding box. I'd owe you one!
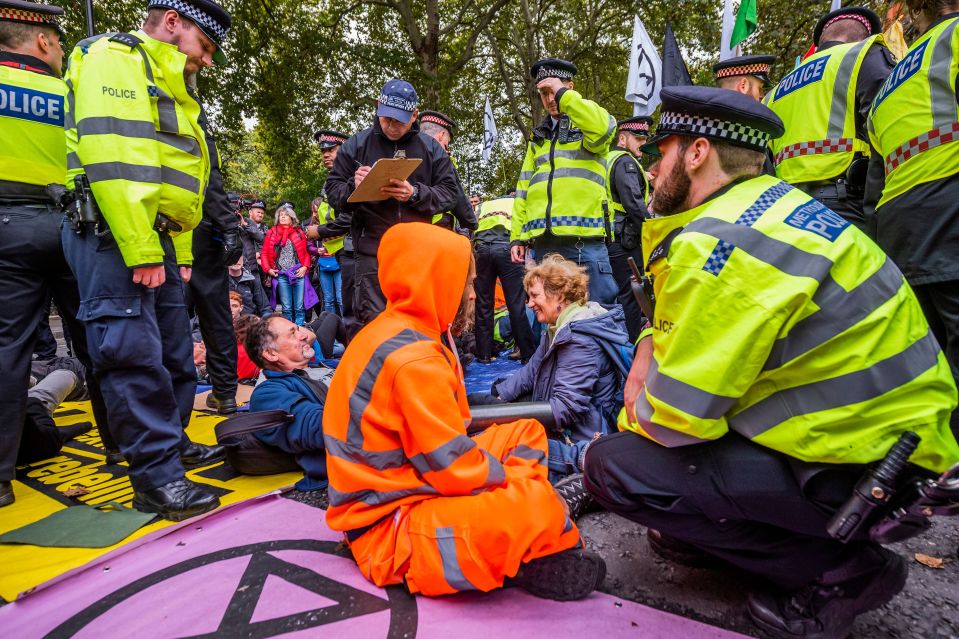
[323,222,606,600]
[229,291,260,381]
[261,204,314,325]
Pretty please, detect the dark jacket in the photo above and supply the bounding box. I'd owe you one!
[495,303,629,440]
[249,367,334,490]
[229,268,271,316]
[324,118,460,256]
[239,218,266,270]
[196,101,239,234]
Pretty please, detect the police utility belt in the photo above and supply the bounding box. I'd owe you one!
[49,175,182,235]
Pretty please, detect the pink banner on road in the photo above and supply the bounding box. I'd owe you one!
[0,496,748,639]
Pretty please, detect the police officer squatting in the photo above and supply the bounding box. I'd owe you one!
[0,0,958,637]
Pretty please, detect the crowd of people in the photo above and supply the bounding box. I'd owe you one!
[2,0,959,637]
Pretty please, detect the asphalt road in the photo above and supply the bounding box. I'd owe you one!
[579,510,959,638]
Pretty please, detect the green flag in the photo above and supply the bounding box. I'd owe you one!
[730,0,757,48]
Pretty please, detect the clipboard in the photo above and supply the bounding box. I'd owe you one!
[348,157,422,203]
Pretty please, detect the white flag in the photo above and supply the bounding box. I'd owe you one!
[831,0,842,10]
[720,0,740,60]
[481,97,497,162]
[625,15,662,117]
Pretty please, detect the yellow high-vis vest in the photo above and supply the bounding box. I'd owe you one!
[867,17,959,208]
[604,148,649,241]
[475,197,513,234]
[619,174,958,473]
[317,201,344,254]
[512,89,615,243]
[65,31,210,267]
[766,36,881,184]
[0,61,66,189]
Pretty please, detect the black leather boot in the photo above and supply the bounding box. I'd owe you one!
[206,394,237,415]
[180,441,226,469]
[131,478,220,522]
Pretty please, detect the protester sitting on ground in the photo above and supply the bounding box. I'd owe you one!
[261,204,315,326]
[230,292,260,382]
[18,369,94,467]
[323,222,605,601]
[487,255,629,486]
[228,255,271,317]
[243,315,333,491]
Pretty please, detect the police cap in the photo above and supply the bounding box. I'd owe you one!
[617,116,653,137]
[419,110,457,134]
[249,200,266,210]
[813,6,881,46]
[530,58,577,82]
[641,86,785,157]
[0,0,64,36]
[313,130,349,149]
[147,0,231,66]
[712,54,778,87]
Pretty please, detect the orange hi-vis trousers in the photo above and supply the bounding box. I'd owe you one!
[346,419,583,595]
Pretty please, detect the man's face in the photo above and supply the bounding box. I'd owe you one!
[249,207,264,222]
[169,14,216,77]
[321,145,339,170]
[743,77,765,102]
[469,195,480,208]
[619,132,646,158]
[39,28,65,76]
[427,128,450,151]
[229,298,243,321]
[538,79,574,118]
[228,254,243,276]
[648,136,693,216]
[378,110,417,141]
[262,317,316,372]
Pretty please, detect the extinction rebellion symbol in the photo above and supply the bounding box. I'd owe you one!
[45,540,418,639]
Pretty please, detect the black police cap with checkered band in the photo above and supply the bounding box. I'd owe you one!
[147,0,231,65]
[0,0,64,36]
[641,86,784,157]
[530,58,577,82]
[712,54,778,87]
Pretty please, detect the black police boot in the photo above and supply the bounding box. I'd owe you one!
[0,481,14,508]
[206,394,237,415]
[103,448,125,465]
[59,421,94,444]
[505,548,606,601]
[747,545,908,639]
[132,478,220,522]
[553,473,596,520]
[180,441,226,469]
[646,529,725,570]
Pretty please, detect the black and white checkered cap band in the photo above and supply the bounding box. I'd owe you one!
[148,0,228,44]
[535,66,574,82]
[657,111,770,149]
[379,93,417,112]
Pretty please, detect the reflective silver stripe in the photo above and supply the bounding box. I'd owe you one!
[529,167,605,188]
[346,328,431,447]
[645,359,737,420]
[765,258,905,370]
[64,78,75,131]
[534,148,604,168]
[156,90,179,133]
[409,434,476,474]
[157,132,201,156]
[827,39,870,138]
[929,19,959,128]
[324,435,408,470]
[518,170,533,182]
[77,116,156,139]
[634,393,715,447]
[562,516,573,534]
[503,444,545,465]
[732,331,942,438]
[132,42,154,82]
[66,152,81,170]
[515,189,528,199]
[436,527,479,591]
[83,162,200,193]
[482,450,507,486]
[591,115,618,152]
[328,483,438,508]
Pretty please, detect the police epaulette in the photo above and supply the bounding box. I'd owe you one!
[109,32,143,48]
[646,227,685,269]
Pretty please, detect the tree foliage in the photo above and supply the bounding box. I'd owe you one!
[52,0,889,208]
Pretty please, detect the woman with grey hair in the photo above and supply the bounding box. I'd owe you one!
[260,204,316,325]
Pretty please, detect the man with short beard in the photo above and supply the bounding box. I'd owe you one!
[322,222,606,601]
[584,86,959,639]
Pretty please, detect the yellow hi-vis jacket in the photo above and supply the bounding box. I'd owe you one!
[867,17,959,208]
[475,196,513,234]
[512,89,616,243]
[765,36,881,184]
[64,31,210,267]
[0,60,65,190]
[619,175,959,473]
[317,201,344,254]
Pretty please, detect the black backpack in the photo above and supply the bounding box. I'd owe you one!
[214,410,300,475]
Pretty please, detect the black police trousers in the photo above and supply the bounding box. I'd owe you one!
[607,241,646,344]
[0,204,107,482]
[187,221,237,401]
[913,281,959,435]
[353,253,387,326]
[473,240,536,361]
[584,431,874,590]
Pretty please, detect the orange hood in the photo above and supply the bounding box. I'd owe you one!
[377,222,471,335]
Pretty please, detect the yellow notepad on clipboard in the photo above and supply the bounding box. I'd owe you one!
[348,157,422,203]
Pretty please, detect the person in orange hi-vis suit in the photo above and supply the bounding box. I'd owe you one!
[323,222,606,600]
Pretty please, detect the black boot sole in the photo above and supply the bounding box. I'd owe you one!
[509,549,606,601]
[0,490,14,508]
[181,449,226,470]
[132,496,220,522]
